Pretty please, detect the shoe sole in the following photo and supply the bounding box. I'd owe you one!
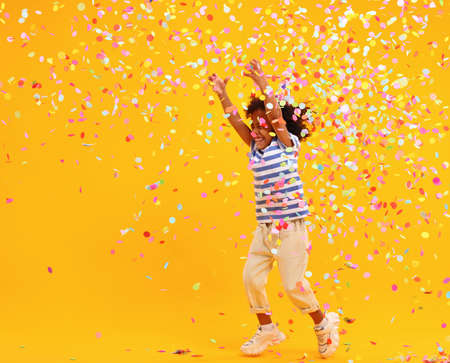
[318,312,340,358]
[240,331,286,356]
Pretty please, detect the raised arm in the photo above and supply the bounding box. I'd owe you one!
[243,59,293,147]
[219,91,253,147]
[208,73,252,147]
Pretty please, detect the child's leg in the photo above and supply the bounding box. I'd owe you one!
[256,312,272,325]
[277,219,322,320]
[243,224,275,323]
[243,252,274,319]
[309,309,325,324]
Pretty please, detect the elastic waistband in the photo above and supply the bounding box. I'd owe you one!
[259,218,305,233]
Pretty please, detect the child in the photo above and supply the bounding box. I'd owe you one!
[208,59,340,358]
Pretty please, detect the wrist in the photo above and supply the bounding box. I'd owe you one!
[270,116,285,125]
[218,90,228,100]
[260,82,272,95]
[257,74,268,85]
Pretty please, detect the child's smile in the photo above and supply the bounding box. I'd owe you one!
[250,109,275,150]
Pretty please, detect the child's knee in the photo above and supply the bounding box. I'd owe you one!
[243,271,265,291]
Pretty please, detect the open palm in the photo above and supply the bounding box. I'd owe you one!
[208,73,230,96]
[243,59,268,90]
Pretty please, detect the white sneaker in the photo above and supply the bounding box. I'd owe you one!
[240,323,286,356]
[314,311,340,358]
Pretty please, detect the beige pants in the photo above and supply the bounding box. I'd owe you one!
[243,218,320,315]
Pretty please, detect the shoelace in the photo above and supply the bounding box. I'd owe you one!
[316,331,329,345]
[243,327,268,346]
[315,327,331,352]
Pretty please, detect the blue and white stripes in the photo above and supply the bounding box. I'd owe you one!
[248,133,310,223]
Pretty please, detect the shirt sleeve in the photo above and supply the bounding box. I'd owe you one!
[276,133,300,151]
[248,138,257,159]
[250,138,256,154]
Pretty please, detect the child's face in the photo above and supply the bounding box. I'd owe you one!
[250,109,274,150]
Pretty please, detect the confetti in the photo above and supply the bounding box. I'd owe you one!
[2,1,447,362]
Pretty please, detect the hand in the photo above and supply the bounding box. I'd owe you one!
[243,59,267,90]
[208,73,230,97]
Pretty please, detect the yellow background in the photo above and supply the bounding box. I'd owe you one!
[1,0,449,362]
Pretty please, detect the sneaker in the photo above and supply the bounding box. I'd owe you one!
[314,311,340,358]
[240,323,286,356]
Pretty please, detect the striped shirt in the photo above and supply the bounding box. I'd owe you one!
[247,133,310,224]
